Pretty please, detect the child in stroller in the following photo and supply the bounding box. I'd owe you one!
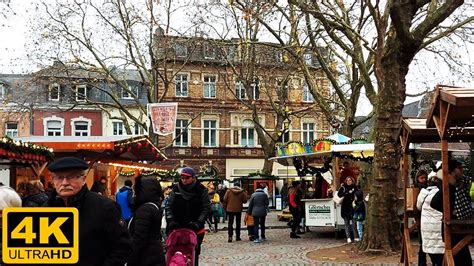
[166,228,198,266]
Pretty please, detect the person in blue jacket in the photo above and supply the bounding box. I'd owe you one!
[116,179,134,223]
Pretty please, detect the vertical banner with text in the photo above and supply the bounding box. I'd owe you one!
[147,103,178,136]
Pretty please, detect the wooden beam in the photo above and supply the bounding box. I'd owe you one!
[441,138,454,266]
[452,235,474,256]
[403,228,413,264]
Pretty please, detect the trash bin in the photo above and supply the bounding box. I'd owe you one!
[275,195,282,211]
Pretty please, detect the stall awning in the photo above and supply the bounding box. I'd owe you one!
[14,135,167,162]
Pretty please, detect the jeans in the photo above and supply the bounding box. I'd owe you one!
[343,217,358,239]
[356,221,363,240]
[227,212,242,238]
[253,215,266,239]
[290,207,301,233]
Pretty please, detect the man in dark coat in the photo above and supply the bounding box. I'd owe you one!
[45,157,132,266]
[165,167,211,266]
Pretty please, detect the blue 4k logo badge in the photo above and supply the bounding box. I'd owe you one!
[2,208,78,264]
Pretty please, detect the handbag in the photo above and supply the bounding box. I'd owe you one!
[333,193,344,205]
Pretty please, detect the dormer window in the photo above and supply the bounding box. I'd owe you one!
[0,83,6,100]
[49,83,60,101]
[175,43,188,58]
[122,85,139,99]
[76,85,87,102]
[203,44,216,59]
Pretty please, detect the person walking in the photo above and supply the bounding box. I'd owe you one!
[208,184,220,233]
[223,180,247,242]
[44,157,131,266]
[216,184,228,223]
[289,181,303,239]
[247,183,269,243]
[165,167,211,265]
[127,175,165,266]
[116,179,134,224]
[338,176,359,243]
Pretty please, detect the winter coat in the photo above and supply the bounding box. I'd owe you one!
[165,180,211,233]
[116,185,134,221]
[127,176,165,266]
[45,185,132,266]
[337,184,357,219]
[417,186,444,254]
[223,187,247,212]
[22,192,49,207]
[247,189,269,218]
[289,187,302,212]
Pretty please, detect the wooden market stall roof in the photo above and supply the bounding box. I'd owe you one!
[14,135,167,162]
[400,85,474,266]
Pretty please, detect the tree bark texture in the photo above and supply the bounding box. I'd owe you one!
[361,33,418,252]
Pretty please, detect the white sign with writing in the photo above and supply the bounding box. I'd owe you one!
[304,199,336,227]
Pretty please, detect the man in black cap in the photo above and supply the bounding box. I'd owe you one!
[165,166,211,265]
[45,157,131,266]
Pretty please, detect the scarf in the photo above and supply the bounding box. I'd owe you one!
[177,180,197,200]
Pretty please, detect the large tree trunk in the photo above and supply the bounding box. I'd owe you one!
[360,38,416,252]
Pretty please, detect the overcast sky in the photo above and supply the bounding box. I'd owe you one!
[1,0,473,116]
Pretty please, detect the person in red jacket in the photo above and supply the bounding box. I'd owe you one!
[289,181,302,239]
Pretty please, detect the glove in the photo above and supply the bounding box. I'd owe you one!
[168,221,179,231]
[189,221,201,231]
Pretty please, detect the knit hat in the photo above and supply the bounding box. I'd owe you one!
[181,167,196,178]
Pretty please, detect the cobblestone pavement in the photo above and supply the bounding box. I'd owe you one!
[200,228,343,266]
[200,211,345,265]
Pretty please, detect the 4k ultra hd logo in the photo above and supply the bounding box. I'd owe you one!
[2,208,78,264]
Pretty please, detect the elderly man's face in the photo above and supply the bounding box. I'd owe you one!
[52,170,87,198]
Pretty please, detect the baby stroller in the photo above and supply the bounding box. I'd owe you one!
[166,228,198,266]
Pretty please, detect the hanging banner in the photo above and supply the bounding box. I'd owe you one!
[147,103,178,136]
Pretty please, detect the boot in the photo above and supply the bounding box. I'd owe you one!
[228,236,232,243]
[290,232,301,239]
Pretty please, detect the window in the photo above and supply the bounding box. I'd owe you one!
[175,74,188,97]
[303,83,314,102]
[49,83,60,101]
[0,84,6,99]
[203,75,216,98]
[302,123,315,143]
[236,81,246,100]
[203,120,217,147]
[227,45,236,61]
[73,121,89,136]
[76,85,87,102]
[46,121,62,136]
[5,123,18,138]
[175,43,187,58]
[203,44,216,59]
[121,85,139,99]
[113,121,124,135]
[251,79,260,100]
[304,53,313,66]
[241,119,255,147]
[278,123,290,143]
[134,123,145,135]
[175,119,189,147]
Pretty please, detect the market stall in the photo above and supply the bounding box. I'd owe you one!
[0,136,54,188]
[14,135,170,195]
[400,86,474,265]
[270,138,374,230]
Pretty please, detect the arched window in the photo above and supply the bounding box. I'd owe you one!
[241,119,255,147]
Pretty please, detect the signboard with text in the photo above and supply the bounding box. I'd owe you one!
[2,208,78,264]
[148,103,178,136]
[304,199,336,227]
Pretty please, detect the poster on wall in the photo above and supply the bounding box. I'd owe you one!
[147,103,178,136]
